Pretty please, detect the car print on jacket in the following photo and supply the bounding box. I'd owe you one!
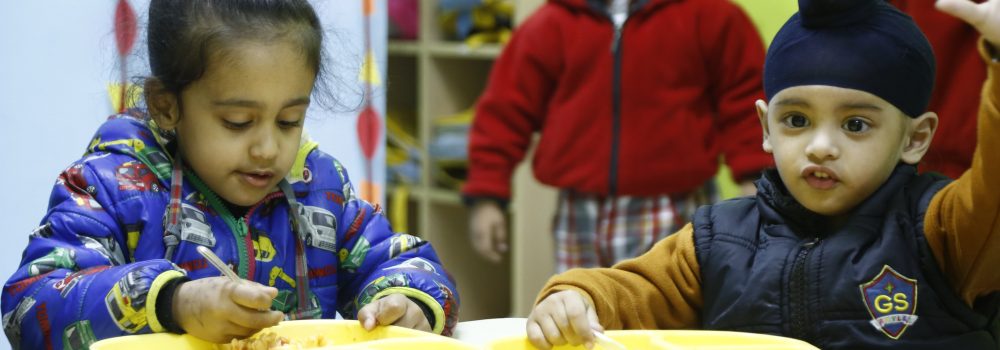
[57,164,102,210]
[27,248,77,277]
[180,203,216,247]
[297,205,337,252]
[2,297,36,347]
[104,270,151,333]
[388,234,424,259]
[89,137,171,179]
[116,161,161,192]
[62,320,97,350]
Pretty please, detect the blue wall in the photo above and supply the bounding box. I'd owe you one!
[0,2,385,349]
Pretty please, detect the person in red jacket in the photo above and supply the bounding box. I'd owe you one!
[463,0,773,271]
[891,0,987,178]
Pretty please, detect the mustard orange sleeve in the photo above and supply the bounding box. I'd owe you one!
[536,224,703,330]
[924,39,1000,306]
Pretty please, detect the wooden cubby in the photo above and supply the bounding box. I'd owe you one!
[385,0,551,321]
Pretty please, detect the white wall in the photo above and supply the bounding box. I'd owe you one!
[0,2,385,349]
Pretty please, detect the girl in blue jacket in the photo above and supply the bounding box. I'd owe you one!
[1,1,459,348]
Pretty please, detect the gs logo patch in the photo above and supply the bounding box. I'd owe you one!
[859,265,918,339]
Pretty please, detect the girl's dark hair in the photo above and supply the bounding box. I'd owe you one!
[146,0,324,96]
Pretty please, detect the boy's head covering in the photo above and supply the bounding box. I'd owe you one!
[764,0,936,118]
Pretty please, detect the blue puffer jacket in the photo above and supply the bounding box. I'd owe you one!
[1,113,460,350]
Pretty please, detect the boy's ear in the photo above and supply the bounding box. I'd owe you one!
[755,99,773,153]
[144,78,180,130]
[900,111,938,165]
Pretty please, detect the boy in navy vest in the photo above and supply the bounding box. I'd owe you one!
[526,0,1000,349]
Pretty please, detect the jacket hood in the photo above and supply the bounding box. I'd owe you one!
[84,110,175,181]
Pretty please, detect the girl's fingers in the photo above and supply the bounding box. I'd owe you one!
[373,295,407,326]
[359,294,410,330]
[222,320,257,338]
[358,314,375,330]
[392,305,431,332]
[228,305,284,330]
[230,282,278,311]
[357,301,379,330]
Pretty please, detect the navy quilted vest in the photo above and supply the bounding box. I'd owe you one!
[693,165,999,349]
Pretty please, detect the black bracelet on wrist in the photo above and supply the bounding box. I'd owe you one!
[155,276,191,334]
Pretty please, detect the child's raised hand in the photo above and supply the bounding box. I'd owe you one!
[173,277,284,343]
[357,293,432,332]
[527,290,602,350]
[937,0,1000,46]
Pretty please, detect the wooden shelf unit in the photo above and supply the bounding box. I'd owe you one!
[385,0,553,321]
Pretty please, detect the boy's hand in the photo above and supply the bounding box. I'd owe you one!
[527,290,602,350]
[937,0,1000,46]
[357,293,432,332]
[173,277,284,344]
[469,200,508,263]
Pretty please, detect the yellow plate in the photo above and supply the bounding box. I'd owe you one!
[333,337,478,350]
[90,319,447,350]
[487,330,819,350]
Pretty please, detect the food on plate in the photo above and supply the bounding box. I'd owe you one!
[223,332,328,350]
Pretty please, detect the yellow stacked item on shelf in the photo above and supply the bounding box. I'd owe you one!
[487,330,819,350]
[385,112,420,230]
[438,0,514,47]
[429,107,474,190]
[89,319,475,350]
[385,111,421,185]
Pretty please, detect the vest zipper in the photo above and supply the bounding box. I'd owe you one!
[790,237,820,341]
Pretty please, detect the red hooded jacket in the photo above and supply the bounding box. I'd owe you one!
[463,0,772,200]
[891,0,986,179]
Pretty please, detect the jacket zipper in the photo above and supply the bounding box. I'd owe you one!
[183,170,282,280]
[243,191,287,281]
[182,172,250,278]
[608,16,626,196]
[789,237,820,341]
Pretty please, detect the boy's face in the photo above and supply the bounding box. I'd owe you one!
[159,40,316,206]
[756,85,937,216]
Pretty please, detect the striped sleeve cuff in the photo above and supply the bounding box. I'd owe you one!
[370,287,446,335]
[146,270,187,333]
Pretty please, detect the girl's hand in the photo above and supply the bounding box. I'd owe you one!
[527,290,602,350]
[937,0,1000,46]
[173,277,284,343]
[357,293,432,332]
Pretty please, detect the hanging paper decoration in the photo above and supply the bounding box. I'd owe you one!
[111,0,138,113]
[356,0,384,202]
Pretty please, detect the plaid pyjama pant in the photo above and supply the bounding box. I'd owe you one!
[552,183,717,272]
